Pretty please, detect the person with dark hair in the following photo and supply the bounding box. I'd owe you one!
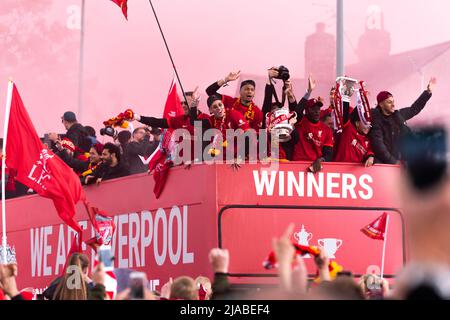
[59,111,91,152]
[80,143,104,184]
[190,94,251,160]
[84,125,98,146]
[124,127,156,174]
[205,71,263,131]
[333,98,375,166]
[319,86,337,132]
[85,142,129,184]
[262,71,316,160]
[369,77,435,164]
[291,98,334,173]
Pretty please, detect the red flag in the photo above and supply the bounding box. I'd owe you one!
[84,201,116,250]
[146,79,183,198]
[162,79,184,120]
[110,0,128,20]
[361,212,388,240]
[5,83,85,244]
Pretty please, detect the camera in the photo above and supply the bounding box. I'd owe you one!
[274,65,290,81]
[100,126,117,137]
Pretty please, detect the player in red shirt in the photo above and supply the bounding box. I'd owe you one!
[205,70,263,131]
[333,98,374,166]
[190,94,251,160]
[291,98,334,173]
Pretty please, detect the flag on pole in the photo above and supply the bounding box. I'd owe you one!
[162,79,184,120]
[84,201,115,250]
[110,0,128,20]
[147,79,183,199]
[361,212,388,240]
[5,83,85,245]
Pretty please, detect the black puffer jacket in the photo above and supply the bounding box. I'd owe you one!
[66,123,91,152]
[369,90,432,164]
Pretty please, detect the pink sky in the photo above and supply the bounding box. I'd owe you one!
[1,0,450,137]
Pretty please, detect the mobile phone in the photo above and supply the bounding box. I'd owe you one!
[128,272,147,300]
[97,245,114,271]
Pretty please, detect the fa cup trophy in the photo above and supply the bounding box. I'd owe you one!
[265,106,297,142]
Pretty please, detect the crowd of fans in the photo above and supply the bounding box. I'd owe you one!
[0,67,436,200]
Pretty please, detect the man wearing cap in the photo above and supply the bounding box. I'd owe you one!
[60,111,91,152]
[206,71,263,131]
[369,78,436,164]
[291,98,334,173]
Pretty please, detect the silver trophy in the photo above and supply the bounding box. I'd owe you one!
[266,107,297,142]
[336,76,358,102]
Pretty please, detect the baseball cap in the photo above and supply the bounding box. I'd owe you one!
[306,98,323,110]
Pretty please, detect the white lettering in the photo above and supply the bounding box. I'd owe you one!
[342,173,357,199]
[287,171,304,197]
[118,215,129,268]
[154,208,167,266]
[168,206,182,265]
[30,228,44,277]
[182,205,194,264]
[55,225,66,275]
[359,174,374,200]
[326,173,341,198]
[307,172,324,197]
[43,226,53,276]
[140,210,153,267]
[278,171,285,196]
[253,170,277,196]
[128,213,141,268]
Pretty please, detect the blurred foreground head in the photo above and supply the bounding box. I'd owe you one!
[396,127,450,299]
[399,126,450,264]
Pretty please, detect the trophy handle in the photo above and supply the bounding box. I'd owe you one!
[288,111,297,125]
[336,239,343,249]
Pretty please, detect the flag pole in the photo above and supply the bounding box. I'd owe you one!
[148,0,188,104]
[380,213,390,278]
[77,0,86,123]
[1,80,14,264]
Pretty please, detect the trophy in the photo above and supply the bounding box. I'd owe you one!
[333,76,371,132]
[336,76,358,102]
[265,106,297,142]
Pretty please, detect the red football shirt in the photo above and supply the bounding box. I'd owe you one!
[221,95,263,131]
[292,117,334,161]
[333,121,374,163]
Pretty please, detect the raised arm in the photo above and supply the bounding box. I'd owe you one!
[290,74,315,118]
[399,77,435,121]
[205,70,241,96]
